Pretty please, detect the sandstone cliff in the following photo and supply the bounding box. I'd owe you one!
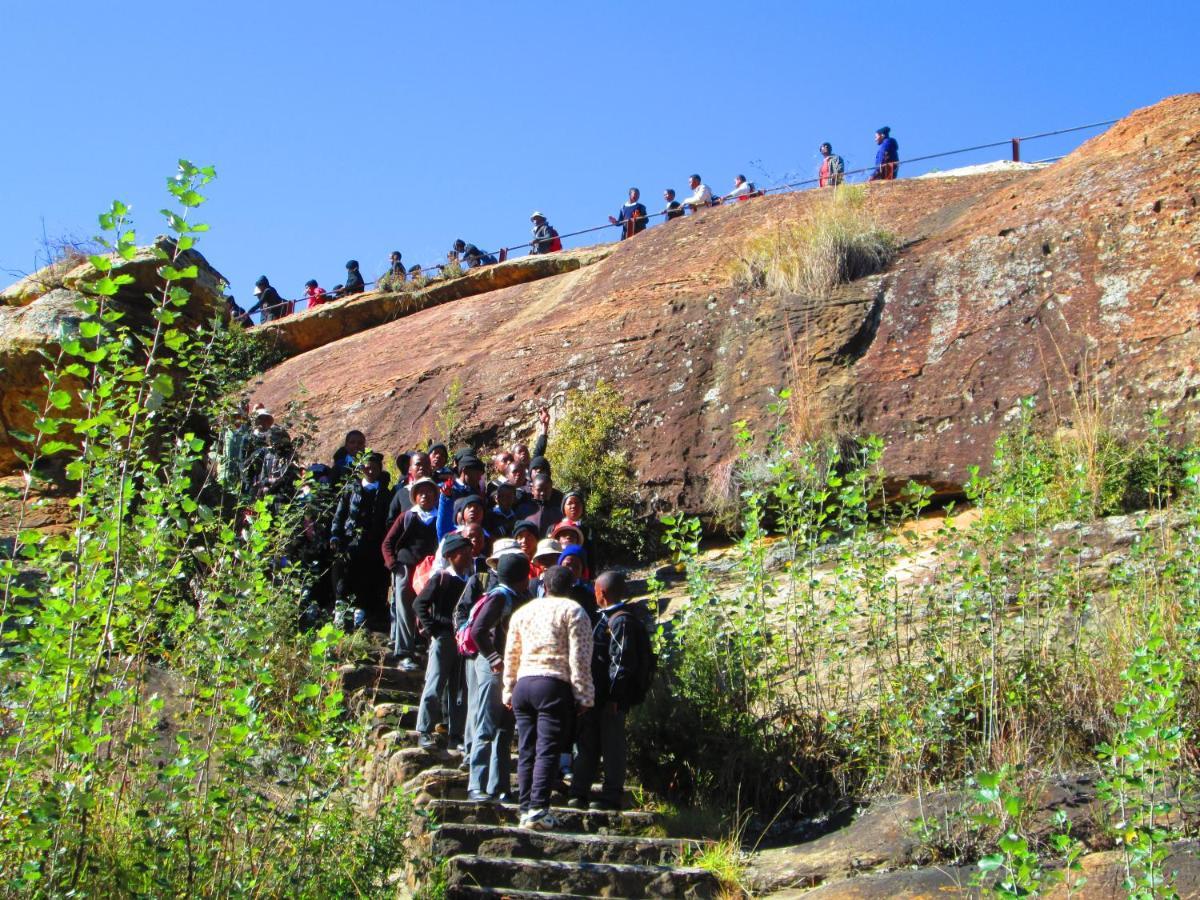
[244,96,1199,513]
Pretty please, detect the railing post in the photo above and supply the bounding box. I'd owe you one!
[1011,137,1021,162]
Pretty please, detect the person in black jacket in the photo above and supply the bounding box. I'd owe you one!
[413,532,475,751]
[341,259,366,296]
[385,451,434,529]
[329,452,393,632]
[569,571,642,810]
[247,276,288,322]
[381,477,440,671]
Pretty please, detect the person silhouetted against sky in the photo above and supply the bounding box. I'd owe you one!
[819,142,845,187]
[870,126,900,181]
[529,212,561,254]
[682,174,713,212]
[608,188,648,239]
[342,259,365,295]
[662,188,684,222]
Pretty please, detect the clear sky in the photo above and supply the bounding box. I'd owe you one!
[1,0,1195,311]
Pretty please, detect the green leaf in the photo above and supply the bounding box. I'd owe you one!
[978,853,1005,872]
[48,390,72,410]
[88,254,112,272]
[40,441,74,455]
[79,321,102,339]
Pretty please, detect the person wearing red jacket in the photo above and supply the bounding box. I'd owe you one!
[818,143,845,187]
[304,279,327,309]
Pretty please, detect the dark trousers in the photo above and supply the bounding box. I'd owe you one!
[390,566,418,658]
[333,550,389,631]
[513,676,574,813]
[571,704,627,804]
[416,633,463,736]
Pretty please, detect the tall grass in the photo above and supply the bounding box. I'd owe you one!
[732,185,896,298]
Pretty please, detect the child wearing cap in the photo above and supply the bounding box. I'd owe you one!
[381,477,440,671]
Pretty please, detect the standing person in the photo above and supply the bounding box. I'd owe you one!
[428,443,452,480]
[662,188,685,222]
[331,430,367,482]
[381,477,441,672]
[869,127,900,181]
[504,565,594,830]
[389,251,406,280]
[386,451,434,527]
[818,142,845,187]
[247,276,287,322]
[465,554,532,802]
[682,174,713,212]
[342,259,366,295]
[304,279,327,309]
[413,533,475,750]
[215,405,250,496]
[529,212,561,255]
[607,188,648,239]
[724,174,755,201]
[569,571,649,811]
[329,451,394,631]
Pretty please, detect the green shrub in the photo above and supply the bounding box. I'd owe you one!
[548,380,648,560]
[0,162,416,895]
[731,185,896,297]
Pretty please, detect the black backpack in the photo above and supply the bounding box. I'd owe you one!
[609,605,658,706]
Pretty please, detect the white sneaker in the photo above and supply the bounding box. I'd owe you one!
[521,809,559,831]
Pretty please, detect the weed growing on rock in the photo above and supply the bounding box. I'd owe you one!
[435,375,467,448]
[731,185,896,298]
[548,380,647,560]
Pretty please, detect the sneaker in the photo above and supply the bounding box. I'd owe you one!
[417,733,437,751]
[467,790,493,804]
[351,608,368,630]
[521,809,559,831]
[589,798,622,812]
[566,796,588,809]
[398,658,419,673]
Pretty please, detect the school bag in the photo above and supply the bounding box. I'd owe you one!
[410,554,436,596]
[608,604,658,706]
[456,584,514,658]
[548,228,562,253]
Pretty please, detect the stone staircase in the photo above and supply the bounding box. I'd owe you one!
[342,662,728,899]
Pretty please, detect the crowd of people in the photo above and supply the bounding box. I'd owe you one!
[228,128,901,324]
[215,404,655,830]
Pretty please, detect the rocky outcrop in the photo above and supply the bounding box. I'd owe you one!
[248,95,1198,512]
[0,240,227,474]
[252,245,614,360]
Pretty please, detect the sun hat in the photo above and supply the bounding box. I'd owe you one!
[533,538,563,565]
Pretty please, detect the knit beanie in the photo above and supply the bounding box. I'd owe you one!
[497,553,530,586]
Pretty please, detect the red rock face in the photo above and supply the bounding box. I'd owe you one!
[252,94,1200,514]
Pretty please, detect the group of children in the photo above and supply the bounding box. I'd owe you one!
[215,404,655,830]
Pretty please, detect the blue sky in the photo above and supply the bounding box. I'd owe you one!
[1,0,1195,311]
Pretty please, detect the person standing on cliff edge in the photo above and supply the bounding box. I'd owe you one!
[819,143,845,187]
[608,188,648,239]
[869,127,900,181]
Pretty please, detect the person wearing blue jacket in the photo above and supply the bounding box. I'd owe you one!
[435,455,488,540]
[607,188,649,239]
[870,126,900,181]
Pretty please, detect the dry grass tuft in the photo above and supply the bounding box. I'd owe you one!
[732,185,896,298]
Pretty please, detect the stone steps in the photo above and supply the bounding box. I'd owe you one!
[423,798,656,835]
[433,822,708,867]
[444,854,722,899]
[352,661,729,898]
